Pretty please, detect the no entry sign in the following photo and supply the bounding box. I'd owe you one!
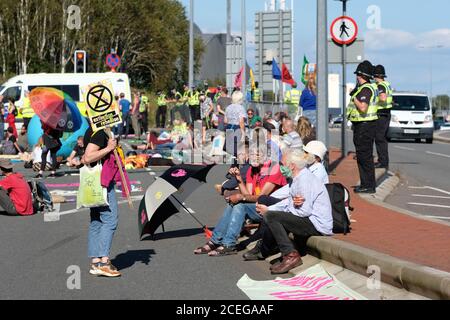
[106,53,121,70]
[330,16,358,45]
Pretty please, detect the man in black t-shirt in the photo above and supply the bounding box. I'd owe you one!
[66,136,86,167]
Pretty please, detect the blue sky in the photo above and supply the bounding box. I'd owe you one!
[179,0,450,97]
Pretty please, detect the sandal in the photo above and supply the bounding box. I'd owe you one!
[208,246,238,257]
[194,241,218,255]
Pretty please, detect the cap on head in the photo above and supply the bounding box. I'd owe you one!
[303,141,328,161]
[373,65,387,78]
[0,159,14,170]
[354,60,374,79]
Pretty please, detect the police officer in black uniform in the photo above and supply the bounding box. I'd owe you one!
[373,65,393,169]
[347,61,378,194]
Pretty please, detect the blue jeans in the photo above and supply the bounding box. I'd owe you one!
[88,184,119,258]
[211,203,262,247]
[302,110,317,127]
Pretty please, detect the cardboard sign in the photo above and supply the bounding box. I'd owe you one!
[83,80,122,131]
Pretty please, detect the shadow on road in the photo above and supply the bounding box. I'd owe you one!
[142,228,206,241]
[112,249,155,271]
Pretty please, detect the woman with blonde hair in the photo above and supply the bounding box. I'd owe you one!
[296,116,316,146]
[300,76,317,127]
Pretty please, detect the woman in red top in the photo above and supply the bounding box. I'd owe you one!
[6,98,18,138]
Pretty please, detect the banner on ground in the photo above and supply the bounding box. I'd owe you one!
[237,264,367,300]
[82,80,122,131]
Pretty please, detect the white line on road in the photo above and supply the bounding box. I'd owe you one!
[408,202,450,209]
[425,151,450,159]
[58,196,143,216]
[424,216,450,220]
[393,146,416,151]
[412,194,450,200]
[408,186,450,195]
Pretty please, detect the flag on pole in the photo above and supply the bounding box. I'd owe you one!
[301,55,309,85]
[234,66,244,89]
[272,58,281,80]
[249,68,256,90]
[282,64,296,86]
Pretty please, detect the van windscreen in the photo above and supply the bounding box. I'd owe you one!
[392,96,430,111]
[28,85,80,101]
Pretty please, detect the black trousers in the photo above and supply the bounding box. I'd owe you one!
[189,105,200,123]
[264,211,321,256]
[0,187,18,216]
[23,117,31,129]
[375,110,391,167]
[41,146,58,172]
[156,105,167,128]
[352,121,377,189]
[140,111,148,134]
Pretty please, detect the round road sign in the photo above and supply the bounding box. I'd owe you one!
[330,16,358,45]
[106,53,121,69]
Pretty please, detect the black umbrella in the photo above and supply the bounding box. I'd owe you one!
[138,164,215,239]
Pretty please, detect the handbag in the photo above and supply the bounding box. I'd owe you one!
[76,164,109,209]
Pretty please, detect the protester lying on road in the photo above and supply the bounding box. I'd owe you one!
[0,159,34,216]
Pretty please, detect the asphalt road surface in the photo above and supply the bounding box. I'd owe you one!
[0,165,279,300]
[330,128,450,222]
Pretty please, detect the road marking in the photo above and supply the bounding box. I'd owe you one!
[408,186,450,195]
[393,146,415,151]
[44,204,61,222]
[408,202,450,209]
[58,196,142,216]
[411,194,450,200]
[424,216,450,220]
[425,151,450,158]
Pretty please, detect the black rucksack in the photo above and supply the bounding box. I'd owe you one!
[326,183,353,234]
[28,180,54,214]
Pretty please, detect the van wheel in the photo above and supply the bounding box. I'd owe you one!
[426,138,433,144]
[415,138,421,143]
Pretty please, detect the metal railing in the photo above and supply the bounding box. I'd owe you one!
[244,100,300,120]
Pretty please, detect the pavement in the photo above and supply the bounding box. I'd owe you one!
[434,130,450,143]
[302,148,450,299]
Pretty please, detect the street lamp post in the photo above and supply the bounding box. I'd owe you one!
[418,44,443,109]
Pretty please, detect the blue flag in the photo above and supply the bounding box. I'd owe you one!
[272,58,281,80]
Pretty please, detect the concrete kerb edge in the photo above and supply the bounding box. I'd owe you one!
[433,132,450,143]
[305,236,450,300]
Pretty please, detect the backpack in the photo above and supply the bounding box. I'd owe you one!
[1,140,17,155]
[325,183,354,234]
[28,180,54,213]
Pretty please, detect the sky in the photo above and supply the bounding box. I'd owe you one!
[179,0,450,97]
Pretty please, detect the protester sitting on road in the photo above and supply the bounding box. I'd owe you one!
[194,148,287,256]
[1,127,22,155]
[66,136,85,168]
[281,119,303,151]
[249,149,332,274]
[304,141,329,185]
[0,159,33,216]
[17,125,29,152]
[296,116,316,146]
[31,138,52,172]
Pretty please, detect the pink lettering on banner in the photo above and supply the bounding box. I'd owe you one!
[171,169,187,178]
[270,275,355,301]
[141,210,147,225]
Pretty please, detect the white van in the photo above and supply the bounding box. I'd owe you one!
[387,92,434,144]
[0,72,132,118]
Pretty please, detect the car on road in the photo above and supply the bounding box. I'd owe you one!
[440,122,450,131]
[387,92,434,144]
[329,115,343,128]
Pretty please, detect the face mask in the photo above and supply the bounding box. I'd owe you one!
[280,165,293,178]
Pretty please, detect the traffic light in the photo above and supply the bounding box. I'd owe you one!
[74,50,87,73]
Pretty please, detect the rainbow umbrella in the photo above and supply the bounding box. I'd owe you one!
[29,87,82,132]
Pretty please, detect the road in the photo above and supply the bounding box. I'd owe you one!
[329,128,450,222]
[0,165,279,300]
